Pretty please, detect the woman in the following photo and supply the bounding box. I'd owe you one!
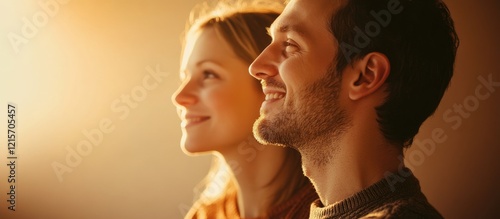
[172,1,317,218]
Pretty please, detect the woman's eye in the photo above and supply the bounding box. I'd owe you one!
[203,70,218,79]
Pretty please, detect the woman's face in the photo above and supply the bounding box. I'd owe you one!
[172,27,264,154]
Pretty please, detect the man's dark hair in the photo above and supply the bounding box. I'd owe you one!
[330,0,459,148]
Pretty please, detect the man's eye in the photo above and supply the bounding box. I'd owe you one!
[284,40,299,54]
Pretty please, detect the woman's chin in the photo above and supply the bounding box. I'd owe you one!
[181,143,212,156]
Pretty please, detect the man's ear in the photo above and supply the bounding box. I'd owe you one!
[347,52,390,100]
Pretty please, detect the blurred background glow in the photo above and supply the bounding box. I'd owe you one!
[0,0,499,218]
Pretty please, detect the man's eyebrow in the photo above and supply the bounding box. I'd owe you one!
[268,22,306,38]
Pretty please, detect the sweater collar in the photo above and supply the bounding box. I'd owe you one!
[309,168,421,218]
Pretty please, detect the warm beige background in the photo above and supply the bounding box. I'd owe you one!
[0,0,498,218]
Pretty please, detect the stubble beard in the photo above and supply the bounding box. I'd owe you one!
[253,67,351,167]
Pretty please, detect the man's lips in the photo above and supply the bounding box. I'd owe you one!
[263,87,286,102]
[265,93,285,101]
[261,87,286,114]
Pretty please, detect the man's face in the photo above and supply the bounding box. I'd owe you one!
[249,0,350,151]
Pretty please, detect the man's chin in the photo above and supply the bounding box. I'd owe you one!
[252,115,287,147]
[252,116,268,143]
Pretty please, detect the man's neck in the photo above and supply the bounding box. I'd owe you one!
[300,128,402,206]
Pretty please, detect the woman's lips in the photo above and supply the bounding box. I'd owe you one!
[182,116,210,128]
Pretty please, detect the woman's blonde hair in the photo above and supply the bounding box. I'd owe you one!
[181,0,309,208]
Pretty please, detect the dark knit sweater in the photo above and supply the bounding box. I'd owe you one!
[309,169,443,219]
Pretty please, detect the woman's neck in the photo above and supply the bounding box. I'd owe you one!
[221,138,289,218]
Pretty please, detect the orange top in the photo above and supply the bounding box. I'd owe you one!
[185,183,318,219]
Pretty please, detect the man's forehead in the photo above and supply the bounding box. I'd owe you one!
[270,0,343,34]
[268,1,308,36]
[286,0,342,14]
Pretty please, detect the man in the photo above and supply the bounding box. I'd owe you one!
[249,0,458,218]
